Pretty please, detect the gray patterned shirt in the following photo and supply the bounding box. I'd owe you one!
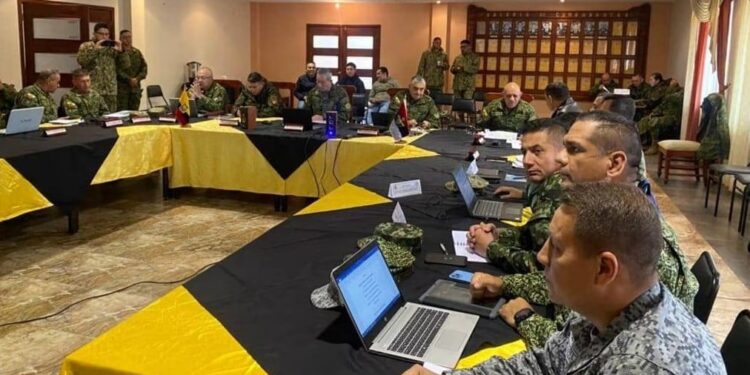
[449,283,725,375]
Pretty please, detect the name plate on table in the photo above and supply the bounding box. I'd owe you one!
[159,116,177,123]
[388,179,422,199]
[131,116,151,124]
[218,117,240,126]
[43,128,67,137]
[357,128,380,136]
[283,124,305,132]
[102,119,124,128]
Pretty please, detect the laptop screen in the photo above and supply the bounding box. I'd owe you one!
[335,244,401,337]
[452,167,476,209]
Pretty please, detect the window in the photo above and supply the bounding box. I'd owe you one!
[307,25,381,89]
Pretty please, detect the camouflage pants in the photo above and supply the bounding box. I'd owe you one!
[102,95,117,114]
[454,88,475,100]
[117,85,143,111]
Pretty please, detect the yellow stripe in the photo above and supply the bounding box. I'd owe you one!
[455,339,527,369]
[295,183,391,215]
[385,145,439,160]
[92,125,173,185]
[0,159,53,221]
[61,286,267,375]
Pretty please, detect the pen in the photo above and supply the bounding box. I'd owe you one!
[440,243,448,255]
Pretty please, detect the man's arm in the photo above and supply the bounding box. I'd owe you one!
[463,55,479,74]
[116,53,131,82]
[62,95,81,118]
[77,43,97,69]
[293,77,305,100]
[197,85,227,112]
[503,271,551,305]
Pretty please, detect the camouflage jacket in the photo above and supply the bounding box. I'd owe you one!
[116,47,148,89]
[479,99,537,132]
[587,79,619,99]
[61,89,109,120]
[417,47,449,88]
[15,84,57,123]
[644,81,669,110]
[196,82,228,113]
[369,78,399,103]
[234,83,283,118]
[486,173,562,274]
[638,89,684,136]
[388,91,439,129]
[502,218,698,349]
[449,283,724,375]
[304,85,351,123]
[0,82,18,129]
[628,83,649,101]
[451,52,479,91]
[697,93,730,161]
[77,41,119,96]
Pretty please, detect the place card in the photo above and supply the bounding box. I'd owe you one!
[388,179,422,199]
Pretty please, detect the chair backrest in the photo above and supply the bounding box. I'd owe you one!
[146,85,168,109]
[452,98,476,113]
[387,87,407,99]
[472,90,485,103]
[214,79,243,110]
[690,251,720,324]
[340,85,356,103]
[352,93,368,118]
[433,93,454,106]
[722,309,750,375]
[271,81,296,108]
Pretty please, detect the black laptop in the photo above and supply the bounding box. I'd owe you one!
[282,108,313,131]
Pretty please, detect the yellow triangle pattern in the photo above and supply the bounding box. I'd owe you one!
[0,159,52,221]
[295,183,391,215]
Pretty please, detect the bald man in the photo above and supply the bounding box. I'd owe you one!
[478,82,536,132]
[190,66,228,113]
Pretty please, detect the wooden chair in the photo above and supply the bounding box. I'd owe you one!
[271,81,296,108]
[214,79,243,113]
[656,140,702,184]
[387,88,408,99]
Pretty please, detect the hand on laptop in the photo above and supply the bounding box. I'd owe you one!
[402,365,438,375]
[312,114,324,123]
[499,297,532,328]
[469,272,503,300]
[467,222,496,256]
[494,186,522,199]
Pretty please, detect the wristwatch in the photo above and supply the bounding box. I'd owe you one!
[513,308,536,326]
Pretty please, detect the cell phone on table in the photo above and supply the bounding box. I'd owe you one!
[449,270,474,283]
[424,253,467,267]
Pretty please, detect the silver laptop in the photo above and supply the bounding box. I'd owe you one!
[0,107,44,135]
[331,241,478,368]
[168,98,198,117]
[452,166,523,221]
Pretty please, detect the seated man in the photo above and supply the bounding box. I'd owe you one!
[478,82,536,132]
[61,68,109,120]
[587,72,619,100]
[294,62,317,109]
[366,66,399,125]
[465,111,698,348]
[15,69,60,123]
[468,119,565,273]
[638,85,684,154]
[336,62,366,94]
[190,66,228,113]
[387,75,439,129]
[404,183,723,375]
[0,77,18,129]
[545,82,581,119]
[234,72,283,117]
[304,69,350,123]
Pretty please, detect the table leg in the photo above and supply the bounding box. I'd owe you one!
[67,207,79,234]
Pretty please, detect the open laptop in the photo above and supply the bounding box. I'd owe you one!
[371,112,393,127]
[0,107,44,135]
[282,108,313,131]
[168,98,198,117]
[452,166,523,221]
[331,241,478,368]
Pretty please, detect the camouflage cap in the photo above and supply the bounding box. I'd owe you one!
[357,236,416,274]
[445,175,489,192]
[373,222,423,251]
[310,282,341,309]
[147,106,166,116]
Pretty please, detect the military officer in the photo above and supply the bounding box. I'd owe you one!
[638,85,684,154]
[304,69,350,123]
[61,69,109,120]
[190,66,228,113]
[643,72,669,111]
[234,72,283,118]
[14,70,60,123]
[478,82,536,131]
[587,72,619,99]
[628,74,649,101]
[387,76,439,129]
[0,78,18,129]
[416,37,449,95]
[77,22,121,111]
[450,40,479,99]
[116,29,147,110]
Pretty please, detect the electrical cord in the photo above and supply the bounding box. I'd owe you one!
[303,132,322,197]
[0,261,218,329]
[331,138,344,186]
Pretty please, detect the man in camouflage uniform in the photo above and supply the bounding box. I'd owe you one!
[61,69,109,120]
[587,72,619,100]
[77,22,121,112]
[14,70,60,123]
[478,82,536,131]
[304,69,351,123]
[190,66,228,113]
[416,37,449,95]
[628,74,649,101]
[467,119,565,274]
[638,85,684,154]
[465,111,698,349]
[367,67,399,125]
[404,183,723,375]
[234,72,282,118]
[450,40,480,99]
[0,78,18,129]
[643,72,669,112]
[116,29,147,110]
[387,76,439,129]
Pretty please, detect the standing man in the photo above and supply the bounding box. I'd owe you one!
[77,22,121,112]
[116,29,147,110]
[387,76,440,129]
[294,62,317,109]
[234,72,283,117]
[336,62,365,94]
[304,69,350,123]
[450,39,479,100]
[14,70,60,123]
[0,78,17,129]
[190,66,228,113]
[478,82,536,131]
[417,37,449,95]
[61,69,109,120]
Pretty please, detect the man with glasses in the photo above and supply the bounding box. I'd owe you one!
[77,22,121,111]
[190,67,228,113]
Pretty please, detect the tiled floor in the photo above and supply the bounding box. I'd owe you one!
[0,164,748,374]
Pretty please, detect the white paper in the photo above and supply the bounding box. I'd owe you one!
[33,18,80,40]
[505,174,527,183]
[388,179,422,199]
[391,202,407,224]
[106,110,132,119]
[423,362,451,374]
[510,140,522,150]
[49,118,84,126]
[389,120,402,142]
[483,130,518,141]
[511,154,524,169]
[614,88,631,95]
[452,230,488,263]
[466,160,478,176]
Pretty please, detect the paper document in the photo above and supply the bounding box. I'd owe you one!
[510,140,522,150]
[483,130,518,141]
[505,174,527,183]
[106,110,132,119]
[257,117,283,123]
[452,230,488,263]
[388,179,422,198]
[48,118,84,126]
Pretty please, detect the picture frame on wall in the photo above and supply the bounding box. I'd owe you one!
[541,21,552,37]
[571,21,581,37]
[529,21,539,36]
[515,20,526,36]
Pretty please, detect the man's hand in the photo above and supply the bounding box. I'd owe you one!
[129,78,138,88]
[420,120,431,128]
[95,39,106,49]
[469,272,503,300]
[407,119,418,127]
[190,82,203,99]
[402,365,438,375]
[113,40,122,52]
[467,222,496,256]
[494,186,522,199]
[498,297,533,328]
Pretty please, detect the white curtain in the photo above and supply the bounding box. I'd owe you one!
[725,0,750,167]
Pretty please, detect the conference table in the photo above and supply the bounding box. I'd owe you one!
[53,127,533,374]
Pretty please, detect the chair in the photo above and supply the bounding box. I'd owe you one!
[450,98,477,129]
[484,92,503,104]
[146,85,168,109]
[433,93,454,106]
[704,163,750,218]
[351,93,368,123]
[690,251,720,324]
[214,79,243,113]
[271,81,296,108]
[656,140,702,184]
[721,309,750,375]
[736,173,750,236]
[472,90,485,103]
[386,87,407,100]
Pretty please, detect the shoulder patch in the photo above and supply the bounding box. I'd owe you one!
[25,93,36,100]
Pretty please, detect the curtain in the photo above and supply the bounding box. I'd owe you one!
[716,0,733,91]
[686,22,710,141]
[725,0,750,167]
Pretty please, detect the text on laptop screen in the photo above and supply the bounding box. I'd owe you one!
[453,168,475,208]
[335,244,401,337]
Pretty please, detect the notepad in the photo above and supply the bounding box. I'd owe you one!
[452,230,488,263]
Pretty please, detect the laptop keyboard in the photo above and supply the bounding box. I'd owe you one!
[387,307,448,358]
[474,200,502,218]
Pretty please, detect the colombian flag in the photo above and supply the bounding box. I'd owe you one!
[397,97,409,130]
